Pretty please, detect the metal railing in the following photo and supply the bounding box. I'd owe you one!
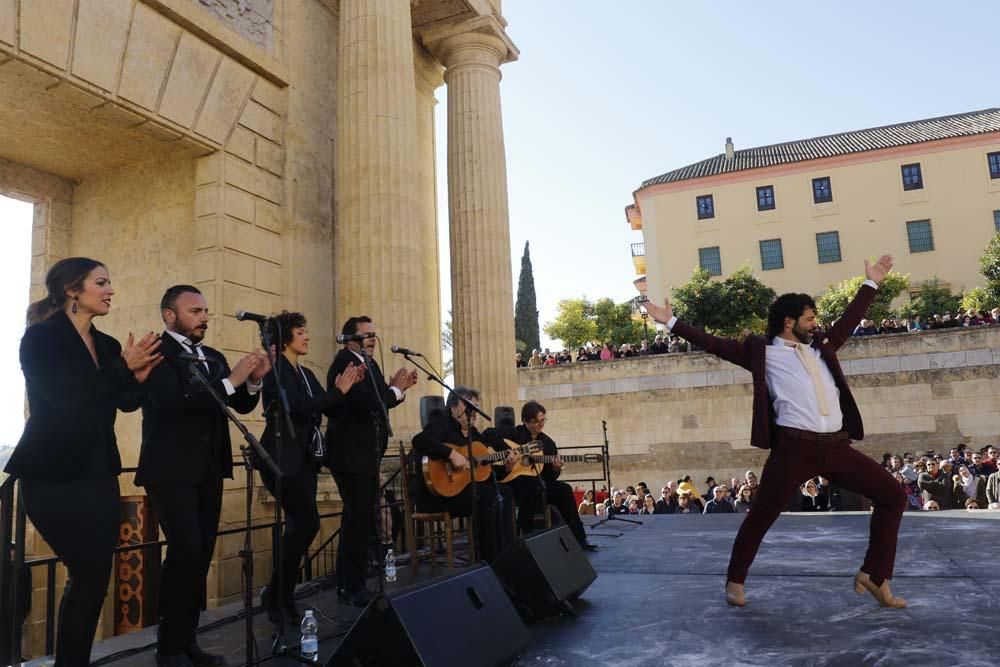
[0,457,405,662]
[630,242,645,257]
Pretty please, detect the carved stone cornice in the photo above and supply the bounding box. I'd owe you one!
[417,14,519,67]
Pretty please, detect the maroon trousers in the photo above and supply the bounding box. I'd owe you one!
[727,428,906,586]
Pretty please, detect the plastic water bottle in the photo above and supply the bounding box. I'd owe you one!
[300,610,318,662]
[385,548,397,583]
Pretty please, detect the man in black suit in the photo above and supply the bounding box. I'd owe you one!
[135,285,269,667]
[325,315,416,606]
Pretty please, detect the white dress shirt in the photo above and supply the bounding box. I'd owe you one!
[165,330,262,397]
[350,349,403,401]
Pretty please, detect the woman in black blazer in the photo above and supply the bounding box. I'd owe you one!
[258,311,363,624]
[4,257,160,667]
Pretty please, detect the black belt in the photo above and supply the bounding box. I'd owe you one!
[777,426,847,443]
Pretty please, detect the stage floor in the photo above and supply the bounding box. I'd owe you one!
[33,510,1000,667]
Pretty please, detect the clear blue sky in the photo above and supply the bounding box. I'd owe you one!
[435,0,1000,350]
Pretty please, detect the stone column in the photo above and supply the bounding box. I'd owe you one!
[335,0,422,434]
[435,28,518,412]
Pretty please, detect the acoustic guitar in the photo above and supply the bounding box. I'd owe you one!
[498,442,604,484]
[422,439,524,497]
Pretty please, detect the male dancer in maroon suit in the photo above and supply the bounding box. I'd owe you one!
[644,255,907,608]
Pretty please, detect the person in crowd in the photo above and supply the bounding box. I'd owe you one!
[728,478,741,500]
[899,454,919,482]
[326,315,417,607]
[704,485,735,513]
[4,258,161,667]
[743,470,759,503]
[677,476,698,500]
[599,342,615,361]
[957,465,987,509]
[986,466,1000,508]
[667,334,687,353]
[734,484,754,513]
[703,477,718,501]
[800,479,828,511]
[595,502,606,517]
[607,490,629,515]
[624,484,638,498]
[918,458,952,510]
[542,352,558,366]
[879,453,893,471]
[639,495,657,515]
[655,486,676,514]
[636,482,651,499]
[947,447,966,468]
[909,316,926,331]
[514,352,527,368]
[527,349,543,367]
[578,489,597,516]
[257,311,364,624]
[651,335,669,354]
[892,471,921,511]
[979,446,998,476]
[675,493,696,514]
[644,254,907,610]
[967,451,986,477]
[626,496,640,514]
[922,500,941,511]
[411,386,514,565]
[965,498,980,510]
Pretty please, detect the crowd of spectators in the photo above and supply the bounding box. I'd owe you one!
[515,336,691,368]
[852,308,1000,336]
[573,443,1000,517]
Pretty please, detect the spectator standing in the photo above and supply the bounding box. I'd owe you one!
[704,486,735,513]
[918,459,952,509]
[527,349,543,368]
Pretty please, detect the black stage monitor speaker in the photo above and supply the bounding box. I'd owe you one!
[326,564,530,667]
[491,524,597,622]
[419,395,445,429]
[494,406,516,431]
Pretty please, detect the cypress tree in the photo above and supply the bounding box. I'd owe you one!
[514,241,540,353]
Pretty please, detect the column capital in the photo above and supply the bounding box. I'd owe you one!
[418,15,519,70]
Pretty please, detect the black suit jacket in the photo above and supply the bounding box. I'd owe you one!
[324,348,402,477]
[5,312,143,482]
[261,355,345,476]
[134,333,259,486]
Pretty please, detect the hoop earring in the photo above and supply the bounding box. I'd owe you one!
[71,297,78,314]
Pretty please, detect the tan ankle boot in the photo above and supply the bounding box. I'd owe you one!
[854,571,906,608]
[725,581,746,607]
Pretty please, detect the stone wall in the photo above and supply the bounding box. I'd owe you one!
[518,327,1000,492]
[194,0,277,51]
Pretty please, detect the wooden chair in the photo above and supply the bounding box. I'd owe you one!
[399,445,475,578]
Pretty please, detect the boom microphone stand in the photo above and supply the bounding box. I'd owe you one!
[186,360,282,667]
[591,419,642,530]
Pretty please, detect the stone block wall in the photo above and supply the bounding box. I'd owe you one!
[518,327,1000,493]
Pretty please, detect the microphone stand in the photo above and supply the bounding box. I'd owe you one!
[186,361,282,667]
[401,353,491,563]
[356,342,392,595]
[591,419,641,530]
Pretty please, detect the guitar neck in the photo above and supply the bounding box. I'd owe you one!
[531,454,598,464]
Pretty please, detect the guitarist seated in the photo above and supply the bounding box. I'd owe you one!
[410,386,515,562]
[495,401,597,551]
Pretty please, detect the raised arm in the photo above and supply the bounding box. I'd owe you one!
[644,293,752,370]
[826,255,892,350]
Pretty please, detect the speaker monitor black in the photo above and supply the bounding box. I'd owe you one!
[491,524,597,622]
[419,395,445,429]
[494,405,516,431]
[326,564,530,667]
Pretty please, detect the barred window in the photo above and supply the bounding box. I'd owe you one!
[759,239,784,271]
[698,246,722,276]
[812,177,833,203]
[815,231,842,264]
[906,220,934,253]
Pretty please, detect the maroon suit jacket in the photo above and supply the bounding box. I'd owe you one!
[671,285,878,450]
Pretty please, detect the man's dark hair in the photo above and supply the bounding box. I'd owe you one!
[766,292,817,339]
[521,400,546,423]
[341,315,372,336]
[446,385,480,410]
[266,311,307,348]
[160,284,202,313]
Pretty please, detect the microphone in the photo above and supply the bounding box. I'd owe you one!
[390,345,422,357]
[235,310,270,323]
[336,332,376,344]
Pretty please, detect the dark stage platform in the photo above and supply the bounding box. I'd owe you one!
[39,511,1000,667]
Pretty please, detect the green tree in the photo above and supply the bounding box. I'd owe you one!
[592,298,643,346]
[513,241,540,354]
[960,286,990,313]
[816,270,908,326]
[671,263,775,336]
[895,278,960,321]
[543,298,596,350]
[980,232,1000,305]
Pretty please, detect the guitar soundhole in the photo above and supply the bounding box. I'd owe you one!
[466,586,484,610]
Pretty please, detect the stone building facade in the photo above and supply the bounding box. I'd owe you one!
[1,0,517,651]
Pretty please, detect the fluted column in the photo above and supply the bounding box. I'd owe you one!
[335,0,421,434]
[438,30,517,412]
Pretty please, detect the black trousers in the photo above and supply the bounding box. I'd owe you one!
[505,476,587,546]
[20,474,119,667]
[261,463,319,604]
[147,477,223,654]
[415,479,513,562]
[332,472,377,593]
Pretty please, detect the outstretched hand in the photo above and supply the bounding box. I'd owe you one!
[643,293,673,325]
[864,255,894,285]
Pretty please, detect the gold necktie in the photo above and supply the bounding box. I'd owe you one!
[785,341,831,416]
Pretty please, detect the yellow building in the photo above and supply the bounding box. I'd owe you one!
[627,108,1000,306]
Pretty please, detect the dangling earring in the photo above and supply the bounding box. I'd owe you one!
[71,296,78,314]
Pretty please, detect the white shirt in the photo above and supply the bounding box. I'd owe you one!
[165,330,262,397]
[350,349,404,401]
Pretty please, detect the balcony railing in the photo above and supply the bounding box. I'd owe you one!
[630,242,645,257]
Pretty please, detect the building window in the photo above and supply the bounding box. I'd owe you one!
[988,152,1000,179]
[758,239,784,270]
[696,195,715,220]
[994,210,1000,232]
[812,177,833,203]
[906,220,934,253]
[901,163,923,190]
[815,231,842,264]
[698,246,722,276]
[756,185,775,211]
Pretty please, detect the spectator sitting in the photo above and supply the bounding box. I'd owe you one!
[627,496,640,514]
[704,485,735,513]
[799,479,828,511]
[594,502,606,517]
[599,342,614,361]
[923,500,941,511]
[527,349,543,368]
[958,464,988,508]
[734,484,753,513]
[636,482,650,499]
[655,486,676,514]
[639,494,657,515]
[606,490,629,515]
[965,498,980,510]
[578,489,597,516]
[675,493,696,514]
[918,459,952,509]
